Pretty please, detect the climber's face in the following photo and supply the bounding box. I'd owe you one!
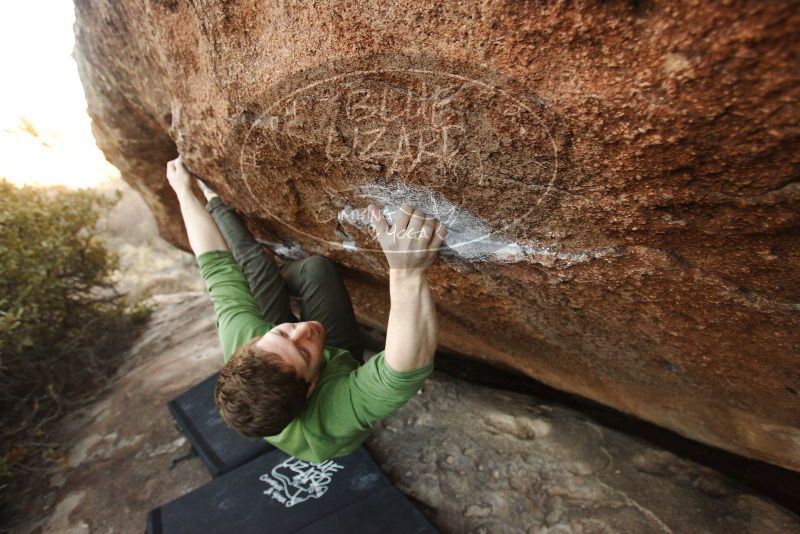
[255,321,326,394]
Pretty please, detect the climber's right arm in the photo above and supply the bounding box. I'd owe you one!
[166,156,228,256]
[368,203,446,372]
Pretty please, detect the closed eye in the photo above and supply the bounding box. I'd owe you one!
[271,328,310,365]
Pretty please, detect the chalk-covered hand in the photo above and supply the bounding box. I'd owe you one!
[368,203,447,270]
[166,156,192,195]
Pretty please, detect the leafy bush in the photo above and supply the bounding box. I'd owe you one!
[0,179,151,513]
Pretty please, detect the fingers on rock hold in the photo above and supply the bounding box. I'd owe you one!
[368,204,388,237]
[407,209,426,231]
[394,203,413,230]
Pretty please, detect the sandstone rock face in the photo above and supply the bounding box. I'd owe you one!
[73,1,799,470]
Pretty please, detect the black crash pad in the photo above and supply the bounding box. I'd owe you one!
[295,485,438,534]
[146,446,393,534]
[167,371,273,477]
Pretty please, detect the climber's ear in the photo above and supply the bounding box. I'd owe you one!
[306,376,319,398]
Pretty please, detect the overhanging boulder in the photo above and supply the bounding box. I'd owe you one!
[73,1,800,470]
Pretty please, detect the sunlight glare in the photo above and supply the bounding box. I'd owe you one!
[0,2,120,189]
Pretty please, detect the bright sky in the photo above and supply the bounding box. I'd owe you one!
[0,1,119,188]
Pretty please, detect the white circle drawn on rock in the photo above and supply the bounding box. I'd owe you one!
[239,69,559,255]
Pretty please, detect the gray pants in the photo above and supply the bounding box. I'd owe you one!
[206,197,364,360]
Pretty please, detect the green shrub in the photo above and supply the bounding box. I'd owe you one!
[0,178,151,508]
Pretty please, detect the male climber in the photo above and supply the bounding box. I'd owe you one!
[165,156,446,463]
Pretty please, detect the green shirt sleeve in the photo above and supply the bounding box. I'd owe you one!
[345,351,433,429]
[264,348,434,462]
[196,250,271,362]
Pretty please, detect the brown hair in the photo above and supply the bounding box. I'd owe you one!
[214,336,309,437]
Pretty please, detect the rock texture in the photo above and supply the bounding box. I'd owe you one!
[370,374,800,534]
[73,1,800,470]
[12,292,800,533]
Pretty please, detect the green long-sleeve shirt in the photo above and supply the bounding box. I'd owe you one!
[197,250,433,463]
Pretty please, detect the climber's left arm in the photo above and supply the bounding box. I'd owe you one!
[166,156,229,256]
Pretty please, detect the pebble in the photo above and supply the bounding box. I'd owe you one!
[465,504,492,518]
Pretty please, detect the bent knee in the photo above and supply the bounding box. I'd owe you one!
[301,255,339,277]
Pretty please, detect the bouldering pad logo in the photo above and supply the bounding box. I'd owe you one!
[240,69,561,258]
[259,457,345,508]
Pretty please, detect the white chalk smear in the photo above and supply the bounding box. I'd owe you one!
[341,239,358,251]
[256,239,309,261]
[337,178,617,266]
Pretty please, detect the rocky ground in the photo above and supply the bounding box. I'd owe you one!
[7,180,800,533]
